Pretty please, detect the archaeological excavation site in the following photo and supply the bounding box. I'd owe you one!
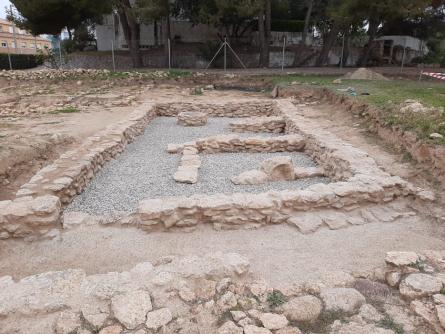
[1,70,445,334]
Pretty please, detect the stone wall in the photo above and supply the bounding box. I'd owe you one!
[2,99,432,239]
[229,117,286,133]
[156,101,277,118]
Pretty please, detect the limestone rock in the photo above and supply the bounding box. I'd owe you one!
[244,325,273,334]
[177,111,208,127]
[230,310,247,322]
[358,304,382,322]
[386,271,402,287]
[399,273,443,299]
[54,311,81,334]
[281,295,323,322]
[217,321,243,334]
[81,302,109,330]
[217,291,238,312]
[231,170,268,185]
[260,156,295,181]
[259,313,289,330]
[275,327,303,334]
[320,288,366,314]
[174,167,198,184]
[436,304,445,328]
[330,321,395,334]
[111,290,152,329]
[385,251,419,267]
[145,308,173,330]
[294,167,324,179]
[99,325,123,334]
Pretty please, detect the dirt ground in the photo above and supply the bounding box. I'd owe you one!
[1,73,445,295]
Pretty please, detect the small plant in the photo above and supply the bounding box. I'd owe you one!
[440,286,445,295]
[267,290,286,308]
[190,87,203,96]
[50,106,79,114]
[319,309,348,325]
[377,315,404,334]
[411,259,427,272]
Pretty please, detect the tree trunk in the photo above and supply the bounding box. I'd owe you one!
[315,23,340,66]
[258,9,266,67]
[163,15,171,68]
[154,20,158,46]
[358,18,379,66]
[117,0,142,68]
[301,0,313,45]
[264,0,271,67]
[341,34,351,67]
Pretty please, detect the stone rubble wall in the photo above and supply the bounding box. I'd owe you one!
[168,134,306,154]
[1,250,442,334]
[0,103,157,239]
[156,101,278,118]
[0,195,61,239]
[15,103,157,205]
[229,116,286,133]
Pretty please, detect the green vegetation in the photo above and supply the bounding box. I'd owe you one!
[272,74,445,145]
[440,286,445,295]
[266,290,286,308]
[0,54,43,70]
[377,315,405,334]
[167,69,192,78]
[50,106,80,114]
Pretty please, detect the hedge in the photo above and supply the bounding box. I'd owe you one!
[0,53,43,70]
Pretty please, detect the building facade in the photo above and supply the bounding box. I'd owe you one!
[0,18,51,55]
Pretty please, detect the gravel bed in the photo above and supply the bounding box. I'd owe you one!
[67,117,330,216]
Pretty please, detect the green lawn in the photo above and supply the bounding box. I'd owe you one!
[271,74,445,145]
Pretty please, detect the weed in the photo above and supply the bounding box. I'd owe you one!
[267,290,286,308]
[441,286,445,295]
[190,87,203,96]
[402,151,413,163]
[377,315,404,334]
[50,106,79,114]
[319,309,348,325]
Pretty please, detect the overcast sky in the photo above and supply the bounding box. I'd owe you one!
[0,0,10,19]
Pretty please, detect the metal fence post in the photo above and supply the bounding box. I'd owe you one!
[168,38,171,70]
[7,47,12,70]
[281,36,286,72]
[111,39,116,71]
[340,34,345,69]
[224,37,227,72]
[58,40,63,69]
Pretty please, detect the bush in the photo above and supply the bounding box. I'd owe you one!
[0,53,43,70]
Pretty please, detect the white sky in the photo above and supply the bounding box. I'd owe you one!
[0,0,11,19]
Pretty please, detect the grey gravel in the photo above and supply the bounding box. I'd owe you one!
[67,117,329,216]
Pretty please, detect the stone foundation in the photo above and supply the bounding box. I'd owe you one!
[177,111,208,127]
[229,116,286,133]
[0,99,433,239]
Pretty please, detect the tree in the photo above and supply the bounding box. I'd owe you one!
[258,0,271,67]
[10,0,110,35]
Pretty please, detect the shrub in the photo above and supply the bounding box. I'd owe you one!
[0,54,42,70]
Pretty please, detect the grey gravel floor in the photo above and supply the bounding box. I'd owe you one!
[67,117,329,215]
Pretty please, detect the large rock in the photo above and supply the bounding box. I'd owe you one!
[330,321,395,334]
[385,252,419,267]
[231,170,268,185]
[399,273,443,299]
[260,156,295,181]
[217,321,243,334]
[244,325,273,334]
[111,290,152,329]
[145,308,173,330]
[54,311,81,334]
[281,295,323,322]
[320,288,366,314]
[259,313,289,330]
[275,328,303,334]
[174,166,198,184]
[436,304,445,329]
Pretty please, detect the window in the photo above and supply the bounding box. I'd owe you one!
[21,42,26,48]
[8,26,13,33]
[1,42,7,48]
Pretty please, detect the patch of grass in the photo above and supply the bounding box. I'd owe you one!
[402,151,414,163]
[377,315,404,334]
[167,69,192,78]
[319,309,348,325]
[50,106,80,114]
[267,290,286,308]
[190,87,203,96]
[270,74,445,146]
